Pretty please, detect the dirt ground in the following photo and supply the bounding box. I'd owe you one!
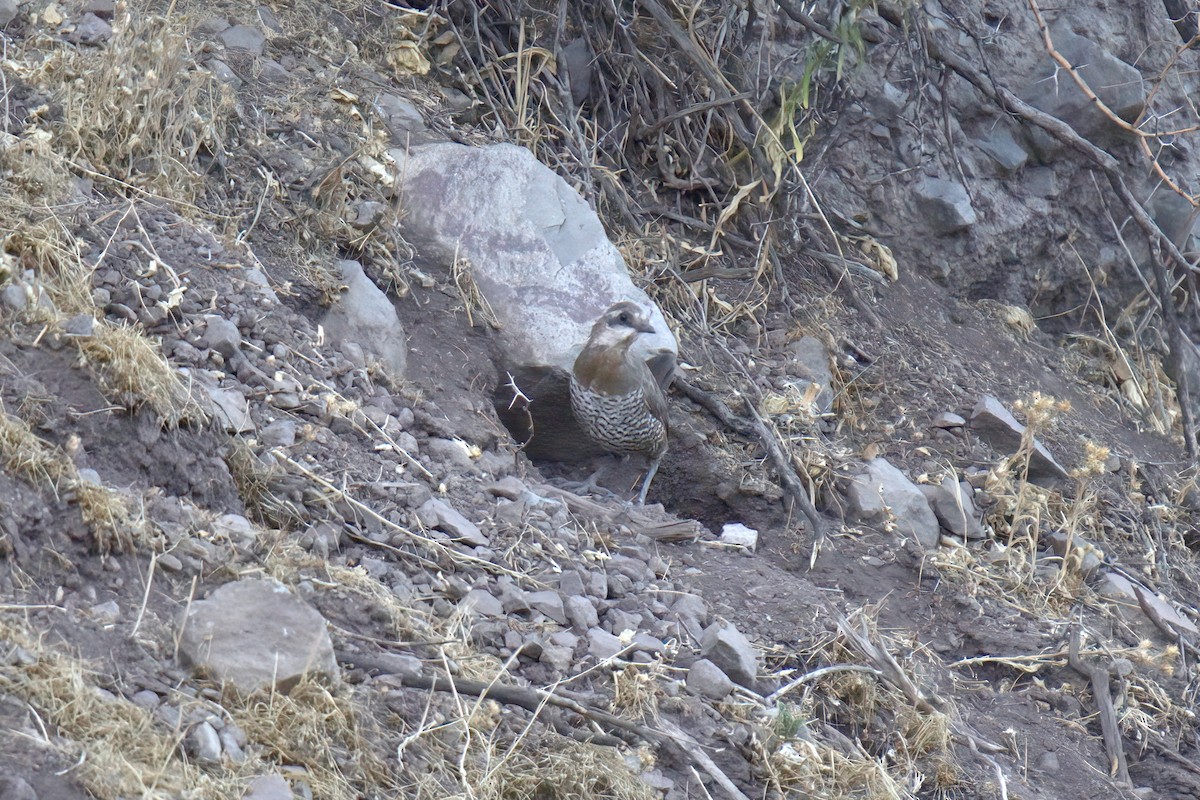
[1,2,1199,799]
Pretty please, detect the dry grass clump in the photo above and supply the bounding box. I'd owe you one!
[0,617,241,799]
[232,681,393,800]
[0,405,146,552]
[462,735,656,800]
[40,13,231,202]
[76,321,200,427]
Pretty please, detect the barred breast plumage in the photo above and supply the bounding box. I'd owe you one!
[570,301,670,504]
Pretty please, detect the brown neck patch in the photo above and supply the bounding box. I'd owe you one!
[573,341,640,395]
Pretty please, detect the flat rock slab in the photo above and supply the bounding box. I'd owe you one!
[321,259,407,380]
[969,395,1069,485]
[178,579,337,696]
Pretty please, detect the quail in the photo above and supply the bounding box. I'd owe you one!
[570,301,669,504]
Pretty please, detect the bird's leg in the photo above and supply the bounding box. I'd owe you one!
[563,455,625,501]
[636,455,661,505]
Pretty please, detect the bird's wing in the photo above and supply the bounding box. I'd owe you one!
[639,360,670,432]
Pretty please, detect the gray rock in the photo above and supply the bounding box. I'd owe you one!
[920,476,986,539]
[196,16,230,35]
[526,590,567,625]
[260,419,297,448]
[699,622,758,688]
[221,25,266,56]
[557,570,585,596]
[976,124,1028,174]
[207,387,254,434]
[390,142,676,373]
[0,776,37,800]
[969,395,1069,485]
[913,177,977,234]
[540,644,573,673]
[376,93,427,140]
[719,522,758,551]
[686,658,733,700]
[178,579,338,695]
[931,411,966,429]
[564,595,599,630]
[187,721,222,764]
[212,513,255,546]
[416,498,487,546]
[321,260,406,379]
[243,774,295,800]
[62,313,95,337]
[0,0,18,27]
[203,316,242,358]
[587,627,624,660]
[1019,18,1145,144]
[461,589,504,618]
[783,336,834,414]
[868,80,907,120]
[131,689,160,709]
[208,59,241,87]
[560,37,594,106]
[845,458,941,549]
[1,284,26,311]
[69,12,112,44]
[90,600,120,624]
[351,200,387,230]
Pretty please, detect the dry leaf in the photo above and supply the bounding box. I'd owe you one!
[387,42,431,77]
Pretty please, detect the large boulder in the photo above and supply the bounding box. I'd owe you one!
[390,142,677,459]
[390,142,676,371]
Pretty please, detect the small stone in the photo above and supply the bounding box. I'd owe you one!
[90,600,120,624]
[0,777,37,800]
[527,590,567,625]
[564,595,599,630]
[351,200,387,229]
[540,644,573,673]
[70,12,113,44]
[686,658,733,700]
[920,476,986,539]
[0,0,18,27]
[913,177,977,234]
[719,522,758,551]
[417,498,487,546]
[845,458,941,549]
[931,411,966,429]
[699,622,758,688]
[588,628,624,660]
[1,284,26,311]
[158,553,184,572]
[196,16,231,35]
[207,386,254,434]
[260,419,297,448]
[243,773,294,800]
[221,25,266,56]
[461,589,504,618]
[188,721,222,764]
[212,513,255,545]
[131,689,160,709]
[62,313,95,337]
[203,315,242,358]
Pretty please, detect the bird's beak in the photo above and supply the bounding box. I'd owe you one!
[636,318,656,335]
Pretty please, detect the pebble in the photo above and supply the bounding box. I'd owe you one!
[564,595,598,630]
[719,522,758,551]
[243,774,295,800]
[187,721,222,764]
[461,589,504,618]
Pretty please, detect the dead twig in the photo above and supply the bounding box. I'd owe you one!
[1066,624,1131,786]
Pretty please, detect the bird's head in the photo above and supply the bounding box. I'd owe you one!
[586,301,656,349]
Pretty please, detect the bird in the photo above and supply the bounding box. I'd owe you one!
[570,301,669,504]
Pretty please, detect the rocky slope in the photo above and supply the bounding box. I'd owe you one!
[0,1,1199,800]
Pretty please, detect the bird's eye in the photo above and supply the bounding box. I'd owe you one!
[618,313,629,324]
